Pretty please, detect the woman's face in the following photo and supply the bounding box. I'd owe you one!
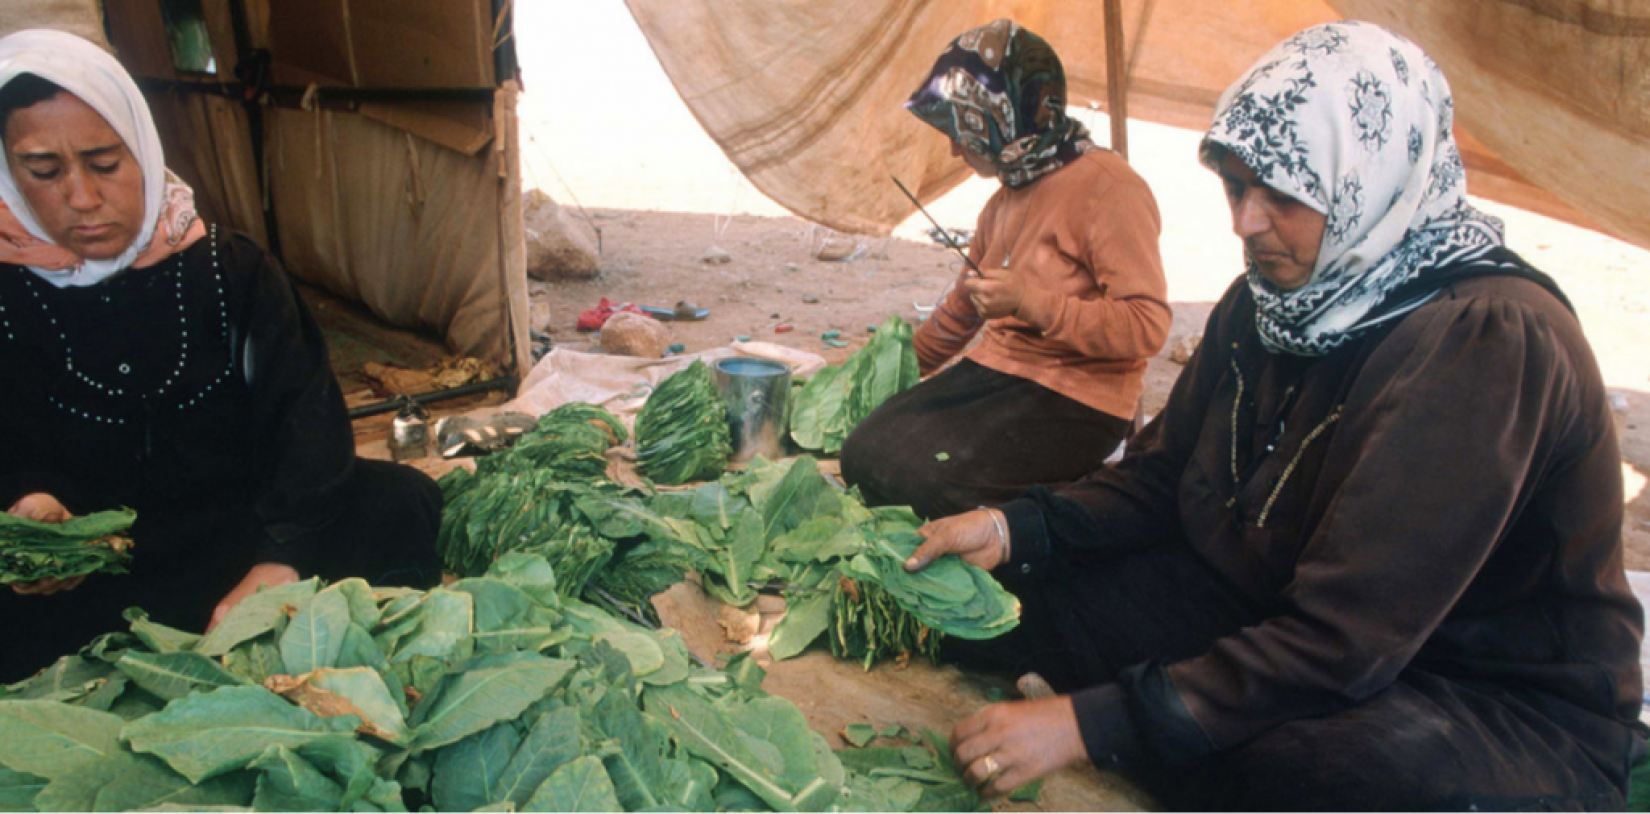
[1216,151,1325,291]
[4,91,145,261]
[950,137,998,179]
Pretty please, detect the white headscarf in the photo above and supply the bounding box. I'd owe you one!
[1201,21,1505,356]
[0,29,166,287]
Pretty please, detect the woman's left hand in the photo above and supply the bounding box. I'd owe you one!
[951,696,1089,798]
[209,562,300,630]
[962,264,1028,319]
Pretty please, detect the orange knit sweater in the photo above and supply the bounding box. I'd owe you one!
[913,150,1170,419]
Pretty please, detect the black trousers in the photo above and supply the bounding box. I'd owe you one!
[841,360,1132,520]
[946,539,1633,811]
[0,458,441,682]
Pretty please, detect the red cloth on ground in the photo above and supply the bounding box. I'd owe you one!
[576,297,644,331]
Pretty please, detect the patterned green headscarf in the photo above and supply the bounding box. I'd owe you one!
[906,19,1096,188]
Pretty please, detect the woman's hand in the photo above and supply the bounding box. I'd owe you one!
[952,696,1089,797]
[8,493,84,595]
[8,492,70,522]
[905,509,1008,573]
[962,264,1028,320]
[210,562,300,630]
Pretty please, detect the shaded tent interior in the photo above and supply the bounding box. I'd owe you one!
[624,0,1650,253]
[0,0,531,382]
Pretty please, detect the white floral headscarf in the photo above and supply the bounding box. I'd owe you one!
[1201,21,1505,356]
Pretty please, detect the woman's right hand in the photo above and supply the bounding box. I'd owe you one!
[9,492,70,523]
[906,509,1009,573]
[7,493,85,595]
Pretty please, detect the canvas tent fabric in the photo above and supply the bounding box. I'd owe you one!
[624,0,1650,252]
[2,0,530,375]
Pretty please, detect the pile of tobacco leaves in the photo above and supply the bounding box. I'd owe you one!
[635,361,732,486]
[440,441,1020,669]
[0,554,986,812]
[0,508,136,584]
[789,315,920,455]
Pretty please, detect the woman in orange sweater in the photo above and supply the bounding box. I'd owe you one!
[841,19,1170,519]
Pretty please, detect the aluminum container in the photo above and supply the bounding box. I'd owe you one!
[713,357,791,463]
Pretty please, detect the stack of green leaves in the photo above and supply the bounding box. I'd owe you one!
[0,553,985,813]
[473,401,627,479]
[0,508,136,584]
[435,468,628,597]
[619,456,1019,669]
[635,361,732,485]
[790,315,919,454]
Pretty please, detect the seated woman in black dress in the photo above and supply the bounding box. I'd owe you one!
[905,21,1644,810]
[0,29,441,680]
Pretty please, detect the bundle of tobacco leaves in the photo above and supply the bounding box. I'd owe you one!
[618,456,1019,669]
[0,508,136,584]
[473,401,626,479]
[0,554,986,813]
[635,361,731,485]
[790,314,919,454]
[435,468,630,595]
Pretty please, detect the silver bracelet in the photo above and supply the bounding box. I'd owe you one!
[978,506,1010,564]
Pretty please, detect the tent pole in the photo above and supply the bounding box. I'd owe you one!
[1103,0,1130,160]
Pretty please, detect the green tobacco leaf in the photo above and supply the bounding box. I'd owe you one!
[306,668,408,744]
[521,755,621,813]
[221,639,285,686]
[0,700,125,780]
[788,365,844,451]
[0,764,46,812]
[198,580,320,657]
[115,652,246,701]
[644,684,828,812]
[333,579,383,630]
[843,723,877,748]
[248,744,342,812]
[487,553,563,607]
[279,585,352,675]
[390,589,473,665]
[766,590,833,661]
[655,758,717,812]
[411,654,573,752]
[489,706,581,807]
[122,609,202,654]
[5,657,115,704]
[121,686,359,783]
[91,753,253,812]
[753,457,841,542]
[295,736,384,811]
[431,722,521,814]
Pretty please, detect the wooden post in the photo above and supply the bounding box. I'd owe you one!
[1103,0,1129,160]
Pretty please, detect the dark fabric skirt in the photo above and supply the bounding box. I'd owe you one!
[0,458,441,682]
[840,359,1133,519]
[946,540,1631,811]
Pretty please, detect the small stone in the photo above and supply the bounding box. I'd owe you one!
[599,311,670,359]
[801,294,820,304]
[701,246,733,264]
